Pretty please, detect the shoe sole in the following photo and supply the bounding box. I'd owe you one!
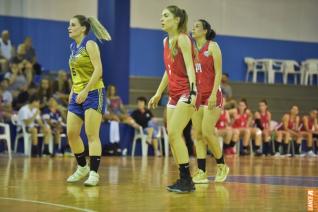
[167,188,195,193]
[84,182,98,187]
[193,179,209,184]
[214,166,230,183]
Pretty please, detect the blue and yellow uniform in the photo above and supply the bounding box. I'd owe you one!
[68,36,106,119]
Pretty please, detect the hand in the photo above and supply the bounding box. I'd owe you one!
[208,95,216,110]
[148,93,161,109]
[76,89,88,104]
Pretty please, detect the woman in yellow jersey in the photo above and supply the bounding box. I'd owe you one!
[66,15,111,186]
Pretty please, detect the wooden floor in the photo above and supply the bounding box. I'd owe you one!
[0,155,317,211]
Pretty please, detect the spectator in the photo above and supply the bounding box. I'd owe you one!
[103,110,122,156]
[17,95,51,157]
[23,37,36,64]
[0,86,12,122]
[52,70,71,120]
[106,84,139,128]
[4,58,32,98]
[37,78,53,110]
[0,30,15,61]
[299,109,317,157]
[42,98,65,156]
[131,96,161,156]
[221,73,236,109]
[0,78,13,106]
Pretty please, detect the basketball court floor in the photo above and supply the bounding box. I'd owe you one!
[0,155,317,211]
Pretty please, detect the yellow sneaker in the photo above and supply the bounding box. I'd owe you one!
[192,169,209,184]
[214,164,230,182]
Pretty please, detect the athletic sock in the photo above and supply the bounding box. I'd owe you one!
[74,152,87,167]
[179,163,191,180]
[197,159,206,172]
[90,156,101,172]
[282,143,289,154]
[275,141,281,153]
[215,155,225,164]
[229,141,236,147]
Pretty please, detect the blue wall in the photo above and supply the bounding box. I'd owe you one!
[0,15,70,71]
[129,28,318,81]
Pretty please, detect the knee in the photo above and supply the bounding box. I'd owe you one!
[67,129,79,140]
[86,131,99,142]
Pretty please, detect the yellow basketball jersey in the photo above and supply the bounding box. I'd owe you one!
[69,37,104,93]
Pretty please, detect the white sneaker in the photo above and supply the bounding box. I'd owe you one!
[84,171,100,186]
[274,152,281,157]
[307,151,317,157]
[67,165,90,183]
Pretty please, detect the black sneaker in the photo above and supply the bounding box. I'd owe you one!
[166,178,195,193]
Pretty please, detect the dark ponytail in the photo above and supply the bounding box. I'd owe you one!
[199,19,216,40]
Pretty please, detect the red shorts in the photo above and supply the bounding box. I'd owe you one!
[167,92,201,109]
[200,89,223,108]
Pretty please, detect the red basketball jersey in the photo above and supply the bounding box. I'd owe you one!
[163,35,196,100]
[194,41,214,98]
[260,111,270,129]
[216,110,228,129]
[232,109,249,128]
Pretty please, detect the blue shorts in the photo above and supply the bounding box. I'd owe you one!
[68,88,106,120]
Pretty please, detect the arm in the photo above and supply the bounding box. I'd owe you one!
[209,42,222,98]
[178,34,196,92]
[303,116,310,131]
[148,72,168,109]
[76,40,102,103]
[282,114,289,131]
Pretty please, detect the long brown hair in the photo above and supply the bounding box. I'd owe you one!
[166,5,188,58]
[73,15,111,42]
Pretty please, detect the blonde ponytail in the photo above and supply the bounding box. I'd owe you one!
[87,17,111,42]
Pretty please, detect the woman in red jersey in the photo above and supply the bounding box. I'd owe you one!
[190,20,229,184]
[230,99,262,156]
[299,109,317,157]
[148,5,197,193]
[254,99,272,155]
[217,98,235,155]
[275,105,300,157]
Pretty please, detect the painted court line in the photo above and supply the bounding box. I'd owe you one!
[0,197,96,212]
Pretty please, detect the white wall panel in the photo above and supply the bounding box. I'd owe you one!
[0,0,98,21]
[131,0,318,42]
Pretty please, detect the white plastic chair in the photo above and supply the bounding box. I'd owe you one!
[0,122,12,158]
[282,60,300,84]
[13,121,44,156]
[160,126,169,157]
[301,59,318,85]
[131,126,148,157]
[245,57,267,83]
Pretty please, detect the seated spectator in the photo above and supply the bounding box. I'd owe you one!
[0,30,15,72]
[216,98,234,155]
[229,99,251,155]
[103,110,122,156]
[274,105,301,157]
[52,70,71,119]
[23,36,42,76]
[17,95,51,157]
[105,84,139,128]
[299,109,317,157]
[42,98,65,156]
[0,78,13,107]
[131,96,161,156]
[254,99,272,155]
[0,86,12,122]
[221,73,236,109]
[5,58,32,98]
[37,78,53,110]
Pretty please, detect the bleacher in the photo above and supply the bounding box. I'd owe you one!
[129,76,318,121]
